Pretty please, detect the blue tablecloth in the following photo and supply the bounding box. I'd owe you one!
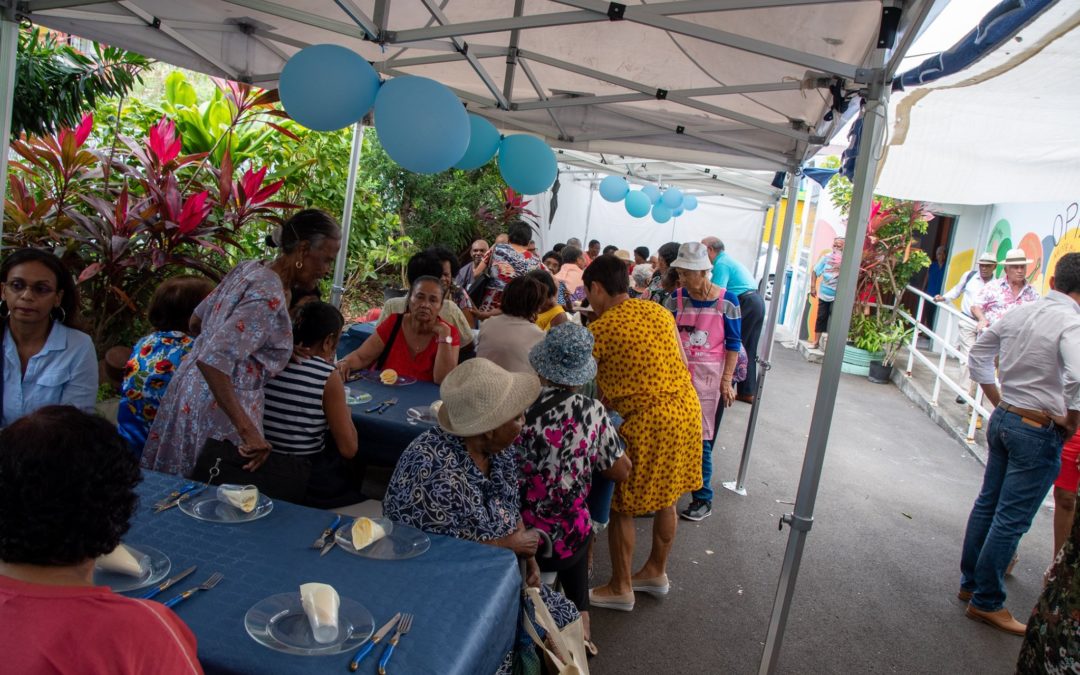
[337,323,376,361]
[130,471,519,675]
[346,378,441,466]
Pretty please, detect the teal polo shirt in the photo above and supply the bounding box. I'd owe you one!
[710,251,756,295]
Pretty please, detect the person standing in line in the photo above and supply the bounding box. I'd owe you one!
[808,237,844,351]
[701,237,764,404]
[959,252,1080,636]
[935,252,998,404]
[455,239,489,291]
[971,248,1040,330]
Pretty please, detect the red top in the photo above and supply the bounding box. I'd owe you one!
[0,574,202,674]
[375,314,461,382]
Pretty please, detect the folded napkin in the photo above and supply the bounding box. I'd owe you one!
[351,517,390,550]
[97,544,148,577]
[216,484,259,513]
[300,582,340,644]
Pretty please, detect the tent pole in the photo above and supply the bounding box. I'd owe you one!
[723,171,798,496]
[751,210,770,279]
[757,51,889,675]
[757,205,780,295]
[330,121,365,309]
[582,180,595,244]
[790,181,823,341]
[0,13,18,244]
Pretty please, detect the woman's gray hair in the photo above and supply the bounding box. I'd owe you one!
[631,264,653,286]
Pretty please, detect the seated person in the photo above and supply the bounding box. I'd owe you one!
[337,275,460,384]
[263,301,359,506]
[541,250,561,276]
[0,405,202,673]
[529,270,568,331]
[289,285,321,319]
[428,246,475,326]
[377,251,474,351]
[119,275,215,456]
[629,264,653,300]
[383,359,579,668]
[519,324,631,655]
[1,248,97,426]
[554,245,587,304]
[476,275,545,374]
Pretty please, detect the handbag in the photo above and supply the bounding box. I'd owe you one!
[520,586,589,675]
[468,267,494,308]
[733,346,749,383]
[191,438,311,503]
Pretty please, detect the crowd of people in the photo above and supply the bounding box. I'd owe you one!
[4,202,1075,672]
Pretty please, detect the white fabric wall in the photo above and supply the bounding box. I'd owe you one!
[532,174,767,269]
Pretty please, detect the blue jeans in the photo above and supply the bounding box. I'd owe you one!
[694,440,715,502]
[960,408,1064,611]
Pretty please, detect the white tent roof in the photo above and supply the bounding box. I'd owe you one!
[22,0,931,190]
[876,1,1080,204]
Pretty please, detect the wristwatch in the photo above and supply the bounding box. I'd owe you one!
[438,335,453,345]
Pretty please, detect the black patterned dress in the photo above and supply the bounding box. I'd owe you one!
[1018,511,1080,673]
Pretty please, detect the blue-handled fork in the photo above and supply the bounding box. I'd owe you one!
[163,572,224,609]
[377,613,413,674]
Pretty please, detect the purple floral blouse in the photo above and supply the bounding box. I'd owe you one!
[140,261,293,476]
[517,387,624,559]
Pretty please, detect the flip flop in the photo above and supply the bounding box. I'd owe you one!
[584,638,599,658]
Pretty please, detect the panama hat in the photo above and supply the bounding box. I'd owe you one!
[1002,248,1033,266]
[977,252,998,265]
[528,323,597,387]
[614,249,632,262]
[436,358,540,437]
[672,242,712,271]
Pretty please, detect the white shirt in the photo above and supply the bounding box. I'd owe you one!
[968,290,1080,417]
[941,270,989,317]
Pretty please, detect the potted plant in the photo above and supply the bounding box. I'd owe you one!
[868,318,913,384]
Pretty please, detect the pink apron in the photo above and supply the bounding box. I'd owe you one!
[675,288,727,440]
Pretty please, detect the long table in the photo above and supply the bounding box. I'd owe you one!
[346,378,441,466]
[129,471,519,674]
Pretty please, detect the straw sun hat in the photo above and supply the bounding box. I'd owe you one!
[1001,248,1033,266]
[436,358,540,437]
[977,252,998,265]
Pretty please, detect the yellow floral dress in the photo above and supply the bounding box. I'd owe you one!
[589,298,702,515]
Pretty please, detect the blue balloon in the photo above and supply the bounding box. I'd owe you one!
[599,175,629,202]
[661,187,684,209]
[683,194,699,211]
[673,206,685,217]
[641,184,661,205]
[454,115,501,170]
[625,190,651,218]
[652,204,672,223]
[498,135,557,194]
[375,76,470,174]
[280,45,380,132]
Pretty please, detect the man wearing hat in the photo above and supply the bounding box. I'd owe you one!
[959,252,1080,636]
[971,248,1040,330]
[936,252,999,403]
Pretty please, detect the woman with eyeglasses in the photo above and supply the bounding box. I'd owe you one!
[0,249,97,427]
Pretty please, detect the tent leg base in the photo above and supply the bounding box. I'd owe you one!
[722,481,747,496]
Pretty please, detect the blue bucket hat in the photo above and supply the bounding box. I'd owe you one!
[528,323,597,387]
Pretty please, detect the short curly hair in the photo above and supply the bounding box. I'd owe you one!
[0,406,142,566]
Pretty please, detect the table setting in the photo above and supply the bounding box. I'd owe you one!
[102,470,520,674]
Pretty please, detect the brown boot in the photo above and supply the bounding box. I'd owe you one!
[965,604,1027,636]
[957,589,973,602]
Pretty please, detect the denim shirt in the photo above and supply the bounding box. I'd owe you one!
[2,321,98,426]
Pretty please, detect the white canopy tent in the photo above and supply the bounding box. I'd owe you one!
[876,0,1080,204]
[0,1,938,671]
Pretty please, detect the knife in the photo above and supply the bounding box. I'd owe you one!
[152,483,200,510]
[348,613,401,672]
[137,565,197,600]
[312,515,343,549]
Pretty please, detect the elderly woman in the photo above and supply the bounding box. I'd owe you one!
[554,245,587,304]
[519,324,631,654]
[119,275,215,456]
[0,248,97,426]
[583,254,702,611]
[377,251,474,352]
[629,263,654,300]
[141,209,341,477]
[476,275,546,373]
[647,241,680,307]
[665,242,743,522]
[337,275,460,383]
[477,221,540,314]
[0,406,201,673]
[383,358,579,669]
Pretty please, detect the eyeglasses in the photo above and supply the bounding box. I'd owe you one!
[5,279,56,297]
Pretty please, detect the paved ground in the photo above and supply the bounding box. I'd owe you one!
[589,343,1052,674]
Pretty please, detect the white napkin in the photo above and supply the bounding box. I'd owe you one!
[97,544,148,577]
[351,517,389,550]
[216,484,259,513]
[299,582,340,644]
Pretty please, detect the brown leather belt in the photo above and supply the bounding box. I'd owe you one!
[997,403,1053,428]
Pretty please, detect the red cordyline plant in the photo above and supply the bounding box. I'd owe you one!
[475,187,538,236]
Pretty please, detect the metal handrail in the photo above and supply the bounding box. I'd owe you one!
[896,285,990,443]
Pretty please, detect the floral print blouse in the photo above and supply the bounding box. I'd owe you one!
[117,331,194,456]
[479,244,541,311]
[517,387,624,559]
[975,277,1040,325]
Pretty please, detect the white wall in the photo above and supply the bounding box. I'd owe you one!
[532,173,767,269]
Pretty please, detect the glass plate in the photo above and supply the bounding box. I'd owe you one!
[335,519,431,560]
[245,592,374,656]
[346,389,373,406]
[93,544,170,593]
[359,370,418,387]
[179,491,274,523]
[406,405,438,426]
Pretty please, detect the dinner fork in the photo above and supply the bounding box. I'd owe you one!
[377,613,413,674]
[365,398,394,413]
[376,398,399,415]
[163,572,224,609]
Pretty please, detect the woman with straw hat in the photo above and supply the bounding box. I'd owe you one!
[382,358,579,664]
